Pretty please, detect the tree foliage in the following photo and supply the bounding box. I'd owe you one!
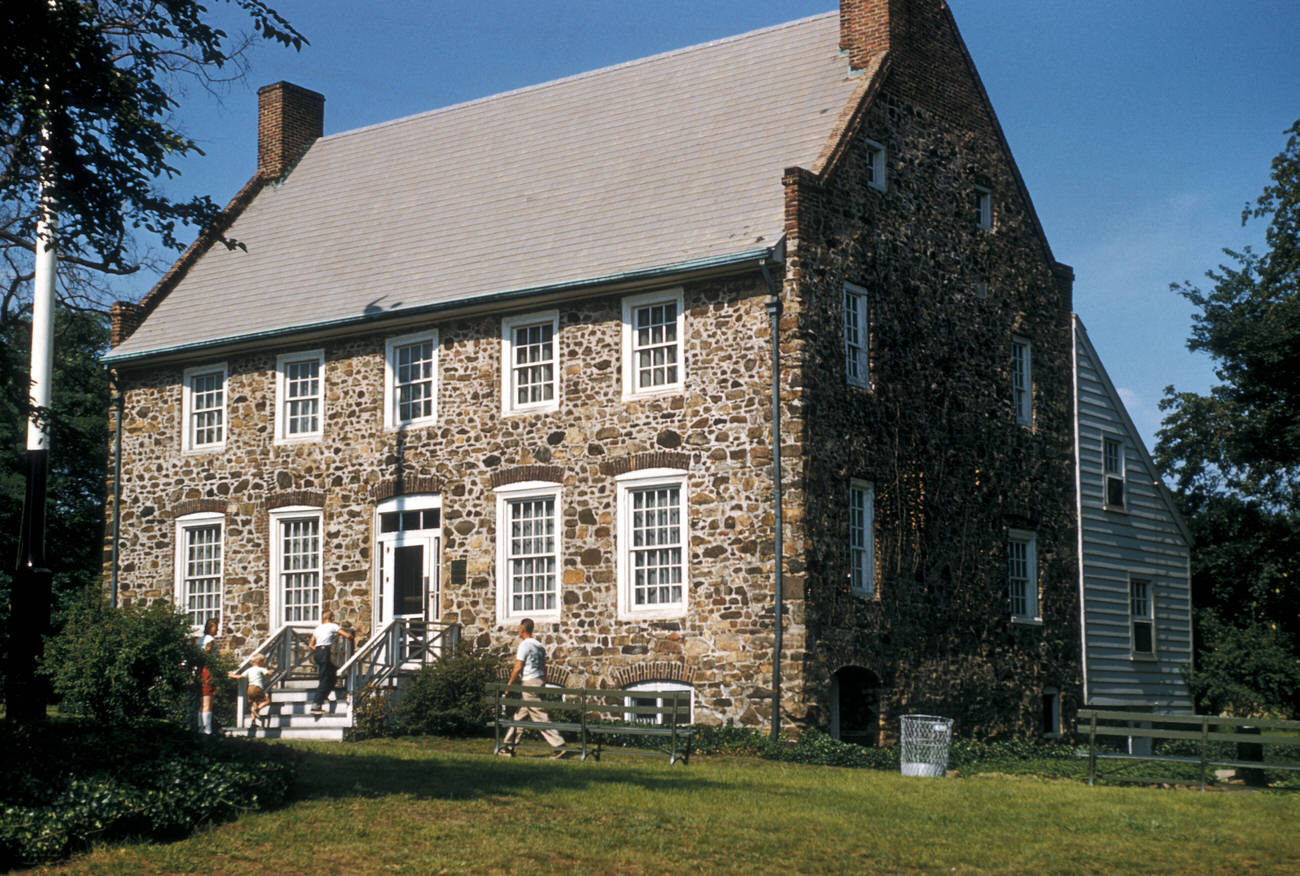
[1157,120,1300,717]
[0,0,305,322]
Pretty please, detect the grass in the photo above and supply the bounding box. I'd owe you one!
[25,737,1300,875]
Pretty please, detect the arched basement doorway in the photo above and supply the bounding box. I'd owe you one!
[830,666,882,747]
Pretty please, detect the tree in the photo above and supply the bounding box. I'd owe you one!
[1,0,306,320]
[1157,120,1300,718]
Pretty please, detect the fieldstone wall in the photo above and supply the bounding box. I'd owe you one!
[782,69,1081,739]
[106,272,796,727]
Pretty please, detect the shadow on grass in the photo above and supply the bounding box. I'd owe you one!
[287,742,722,803]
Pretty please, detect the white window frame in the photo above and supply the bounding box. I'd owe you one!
[843,283,870,389]
[621,289,685,399]
[501,311,560,415]
[274,349,324,443]
[849,479,875,598]
[616,468,689,620]
[1104,436,1127,510]
[384,330,438,430]
[174,511,224,632]
[181,363,227,452]
[864,138,886,191]
[1130,577,1156,657]
[1012,338,1033,427]
[269,505,323,626]
[494,481,563,624]
[623,680,695,725]
[975,185,993,230]
[1008,529,1039,622]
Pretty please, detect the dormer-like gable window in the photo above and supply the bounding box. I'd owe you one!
[865,139,886,191]
[974,186,993,230]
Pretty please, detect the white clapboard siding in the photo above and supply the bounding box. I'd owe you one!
[1073,317,1194,712]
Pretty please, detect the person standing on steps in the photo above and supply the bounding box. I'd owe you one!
[500,618,567,758]
[308,610,353,715]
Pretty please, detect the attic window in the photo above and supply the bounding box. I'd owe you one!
[1104,437,1126,510]
[974,186,993,230]
[865,139,886,191]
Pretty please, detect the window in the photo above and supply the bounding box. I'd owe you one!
[843,283,870,388]
[974,186,992,230]
[270,507,322,625]
[864,139,886,191]
[495,482,562,622]
[622,289,685,398]
[275,350,324,442]
[849,479,875,597]
[181,363,227,451]
[501,312,559,414]
[385,331,438,429]
[616,469,688,619]
[1104,437,1126,509]
[1008,530,1038,620]
[1130,578,1154,655]
[1042,689,1061,736]
[624,681,695,725]
[1012,339,1032,426]
[174,512,223,630]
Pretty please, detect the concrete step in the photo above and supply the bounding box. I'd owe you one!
[225,723,346,741]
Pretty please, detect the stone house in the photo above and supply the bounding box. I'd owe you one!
[104,0,1138,739]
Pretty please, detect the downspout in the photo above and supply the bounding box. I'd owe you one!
[761,260,783,743]
[111,382,124,607]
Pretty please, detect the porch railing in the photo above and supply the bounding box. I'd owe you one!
[340,619,462,697]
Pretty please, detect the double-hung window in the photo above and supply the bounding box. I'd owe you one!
[275,350,324,442]
[622,289,684,398]
[1104,437,1126,509]
[181,363,227,452]
[1008,529,1038,621]
[270,506,322,625]
[174,512,224,630]
[865,139,886,191]
[844,283,870,388]
[1012,339,1032,426]
[385,331,438,429]
[623,681,695,725]
[495,482,562,623]
[617,469,688,619]
[1130,578,1155,655]
[501,312,559,414]
[849,479,875,597]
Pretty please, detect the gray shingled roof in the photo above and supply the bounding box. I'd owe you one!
[110,12,860,359]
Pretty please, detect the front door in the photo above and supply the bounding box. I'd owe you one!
[378,535,439,626]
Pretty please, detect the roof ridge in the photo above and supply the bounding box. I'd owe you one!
[319,11,837,144]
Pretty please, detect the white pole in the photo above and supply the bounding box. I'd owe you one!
[28,201,57,450]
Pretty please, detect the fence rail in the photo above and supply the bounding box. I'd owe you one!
[1077,708,1300,790]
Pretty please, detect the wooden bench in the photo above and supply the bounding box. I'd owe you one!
[487,682,695,764]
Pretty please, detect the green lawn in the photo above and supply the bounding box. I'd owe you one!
[28,738,1300,875]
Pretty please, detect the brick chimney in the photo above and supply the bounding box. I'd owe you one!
[257,81,324,181]
[840,0,907,71]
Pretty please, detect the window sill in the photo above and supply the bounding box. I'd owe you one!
[385,418,437,433]
[851,588,878,601]
[618,607,687,623]
[621,387,684,404]
[1103,504,1128,514]
[181,444,225,455]
[1129,652,1158,662]
[1010,616,1043,627]
[502,403,561,418]
[500,610,560,626]
[274,435,323,446]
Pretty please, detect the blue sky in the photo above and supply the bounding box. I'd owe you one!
[141,0,1300,450]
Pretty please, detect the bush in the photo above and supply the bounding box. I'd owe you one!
[40,594,223,726]
[389,648,501,737]
[0,719,294,869]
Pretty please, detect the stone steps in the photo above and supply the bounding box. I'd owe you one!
[224,688,352,741]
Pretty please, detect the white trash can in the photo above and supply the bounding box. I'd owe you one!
[899,714,953,777]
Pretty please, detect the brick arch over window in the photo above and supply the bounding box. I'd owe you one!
[371,475,443,502]
[600,451,690,478]
[171,499,225,518]
[609,661,696,689]
[492,662,571,688]
[490,465,564,489]
[266,490,327,511]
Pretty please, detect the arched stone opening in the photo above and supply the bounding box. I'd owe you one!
[830,666,882,747]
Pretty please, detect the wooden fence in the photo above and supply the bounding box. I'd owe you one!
[1077,708,1300,790]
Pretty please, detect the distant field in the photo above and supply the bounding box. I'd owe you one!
[31,737,1300,875]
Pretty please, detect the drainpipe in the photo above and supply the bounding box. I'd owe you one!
[111,384,124,607]
[761,260,783,743]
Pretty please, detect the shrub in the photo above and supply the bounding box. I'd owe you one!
[0,719,294,869]
[40,594,221,726]
[390,648,501,737]
[348,681,397,740]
